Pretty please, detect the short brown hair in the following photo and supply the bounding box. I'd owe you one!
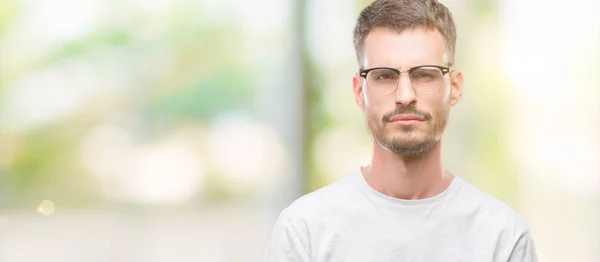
[353,0,457,67]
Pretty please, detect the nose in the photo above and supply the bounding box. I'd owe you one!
[394,74,417,106]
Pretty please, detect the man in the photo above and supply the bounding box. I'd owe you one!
[264,0,538,261]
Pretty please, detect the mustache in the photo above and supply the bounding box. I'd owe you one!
[382,106,431,122]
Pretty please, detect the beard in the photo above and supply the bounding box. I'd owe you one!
[367,105,448,157]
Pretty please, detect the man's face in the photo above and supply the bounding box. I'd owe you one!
[352,27,463,157]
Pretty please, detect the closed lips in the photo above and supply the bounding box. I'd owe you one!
[389,115,424,122]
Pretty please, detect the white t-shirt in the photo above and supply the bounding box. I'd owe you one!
[264,170,537,262]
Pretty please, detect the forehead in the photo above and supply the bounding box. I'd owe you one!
[362,27,449,69]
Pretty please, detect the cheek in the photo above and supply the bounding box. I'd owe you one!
[431,83,452,107]
[432,100,451,121]
[364,92,393,118]
[420,95,449,119]
[442,80,452,103]
[362,86,371,107]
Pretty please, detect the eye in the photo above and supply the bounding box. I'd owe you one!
[376,73,397,80]
[410,68,441,82]
[369,69,399,82]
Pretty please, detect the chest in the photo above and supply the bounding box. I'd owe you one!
[309,212,504,262]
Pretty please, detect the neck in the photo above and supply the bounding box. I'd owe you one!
[362,140,454,200]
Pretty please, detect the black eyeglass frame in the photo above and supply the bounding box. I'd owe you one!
[358,65,451,95]
[359,65,450,78]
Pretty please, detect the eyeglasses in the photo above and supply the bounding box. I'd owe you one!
[359,65,450,96]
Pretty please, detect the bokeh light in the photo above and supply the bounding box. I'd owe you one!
[0,0,597,261]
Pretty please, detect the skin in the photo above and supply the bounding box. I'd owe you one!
[352,26,464,200]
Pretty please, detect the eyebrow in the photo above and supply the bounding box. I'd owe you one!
[365,60,451,70]
[362,64,450,71]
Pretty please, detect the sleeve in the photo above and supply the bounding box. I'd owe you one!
[507,231,538,262]
[263,208,310,262]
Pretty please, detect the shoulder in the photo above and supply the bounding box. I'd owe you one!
[452,177,538,260]
[279,171,360,225]
[453,176,530,234]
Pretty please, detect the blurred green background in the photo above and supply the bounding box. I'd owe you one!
[0,0,598,261]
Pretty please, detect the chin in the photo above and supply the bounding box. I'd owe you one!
[386,126,425,136]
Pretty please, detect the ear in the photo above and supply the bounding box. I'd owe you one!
[449,69,464,106]
[353,73,365,110]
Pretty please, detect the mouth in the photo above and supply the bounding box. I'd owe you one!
[388,114,424,125]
